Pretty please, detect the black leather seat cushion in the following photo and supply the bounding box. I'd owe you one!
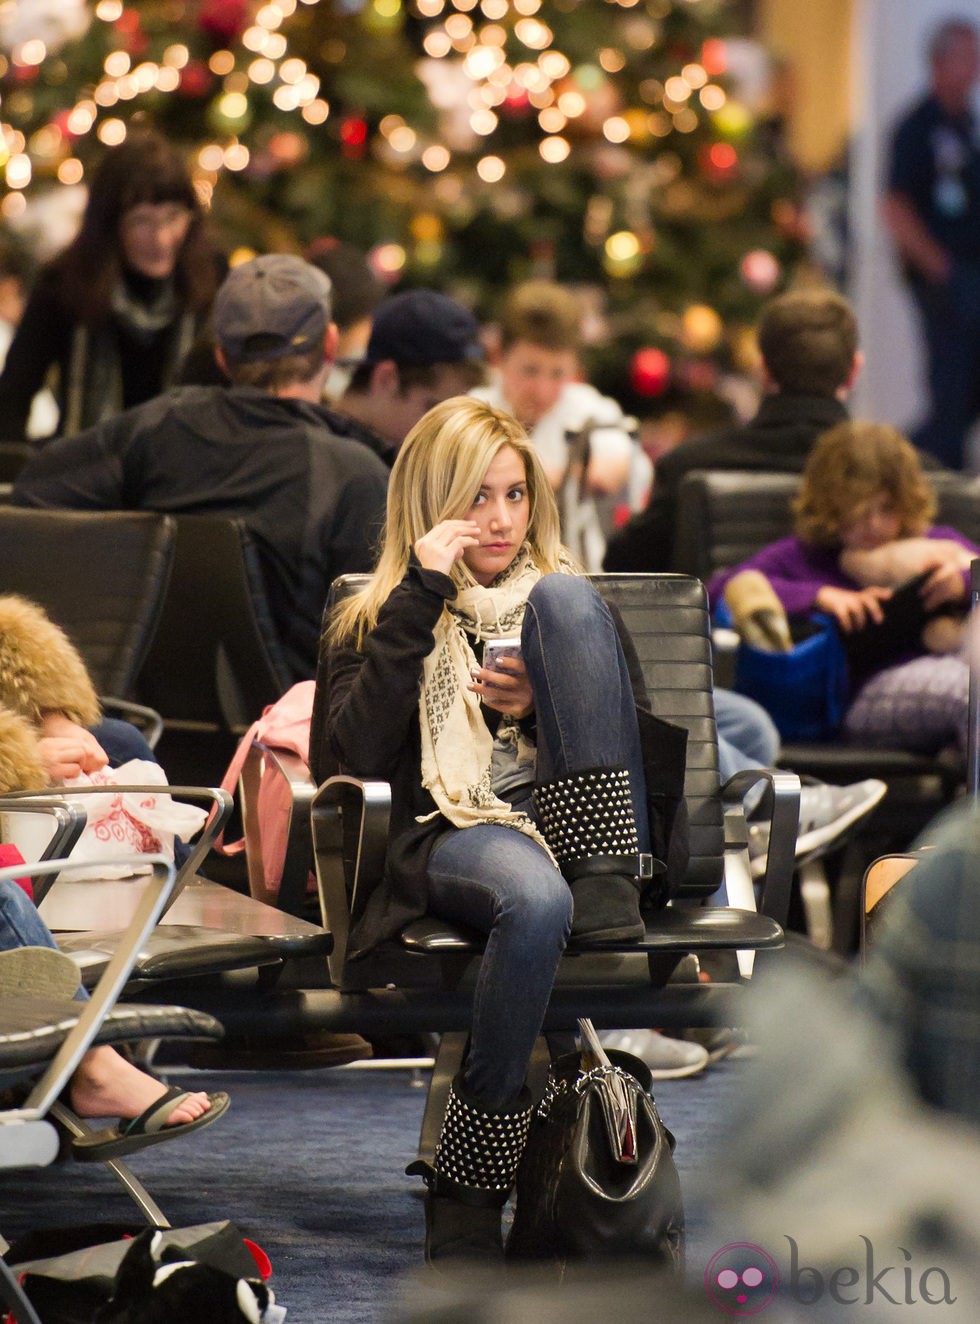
[0,996,222,1072]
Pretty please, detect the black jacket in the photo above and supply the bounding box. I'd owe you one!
[12,385,389,682]
[319,407,397,468]
[0,268,207,442]
[603,393,849,573]
[312,565,688,962]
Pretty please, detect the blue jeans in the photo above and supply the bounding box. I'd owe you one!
[523,575,650,849]
[714,688,780,781]
[92,718,157,766]
[0,879,86,999]
[715,688,781,819]
[426,575,648,1108]
[0,879,58,951]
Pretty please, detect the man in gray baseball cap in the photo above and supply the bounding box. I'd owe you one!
[14,253,389,684]
[213,253,336,369]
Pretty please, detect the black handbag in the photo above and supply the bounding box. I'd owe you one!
[507,1024,684,1269]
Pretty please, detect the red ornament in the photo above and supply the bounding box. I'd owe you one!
[699,141,738,180]
[701,38,727,76]
[178,61,213,98]
[630,347,670,398]
[501,88,530,116]
[198,0,249,44]
[340,117,368,159]
[114,8,148,53]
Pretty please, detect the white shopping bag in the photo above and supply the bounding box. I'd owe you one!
[5,760,208,880]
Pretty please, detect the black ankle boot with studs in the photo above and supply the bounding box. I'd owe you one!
[407,1074,533,1265]
[533,766,656,942]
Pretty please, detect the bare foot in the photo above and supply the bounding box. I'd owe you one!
[69,1045,211,1124]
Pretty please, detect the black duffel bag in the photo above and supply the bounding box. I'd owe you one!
[4,1220,280,1323]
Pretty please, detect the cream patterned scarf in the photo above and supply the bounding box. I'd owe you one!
[418,546,557,852]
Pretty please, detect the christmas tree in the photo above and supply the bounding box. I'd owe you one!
[0,0,807,415]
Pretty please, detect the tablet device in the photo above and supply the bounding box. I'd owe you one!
[842,569,938,686]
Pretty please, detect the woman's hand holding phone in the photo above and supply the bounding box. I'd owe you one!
[468,652,534,719]
[414,520,481,577]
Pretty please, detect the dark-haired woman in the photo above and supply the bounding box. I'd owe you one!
[0,128,219,441]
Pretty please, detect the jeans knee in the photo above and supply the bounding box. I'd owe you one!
[526,575,602,637]
[507,871,573,945]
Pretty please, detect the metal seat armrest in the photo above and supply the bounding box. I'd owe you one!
[258,746,316,790]
[0,785,232,910]
[311,776,391,983]
[314,776,391,907]
[720,767,801,927]
[241,742,317,915]
[99,696,164,749]
[3,853,176,1120]
[0,796,87,903]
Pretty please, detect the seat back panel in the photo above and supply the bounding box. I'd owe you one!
[137,515,291,733]
[0,508,175,696]
[674,468,980,582]
[588,574,723,896]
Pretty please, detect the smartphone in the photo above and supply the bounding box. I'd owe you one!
[483,636,522,682]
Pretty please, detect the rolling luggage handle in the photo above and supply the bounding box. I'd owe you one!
[968,558,980,799]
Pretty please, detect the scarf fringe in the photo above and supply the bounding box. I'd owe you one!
[418,547,565,860]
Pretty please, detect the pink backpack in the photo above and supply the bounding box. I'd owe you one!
[215,680,316,901]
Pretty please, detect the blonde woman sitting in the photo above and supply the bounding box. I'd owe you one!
[315,397,685,1263]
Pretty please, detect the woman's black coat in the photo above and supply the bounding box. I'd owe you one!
[310,565,688,961]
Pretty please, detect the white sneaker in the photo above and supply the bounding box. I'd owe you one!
[599,1029,710,1079]
[747,778,887,879]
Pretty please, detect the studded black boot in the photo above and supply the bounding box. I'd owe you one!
[408,1074,533,1265]
[533,766,655,942]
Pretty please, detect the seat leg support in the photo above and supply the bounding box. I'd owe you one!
[416,1033,466,1166]
[49,1101,170,1227]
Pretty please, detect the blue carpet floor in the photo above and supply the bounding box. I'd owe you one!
[4,1059,740,1321]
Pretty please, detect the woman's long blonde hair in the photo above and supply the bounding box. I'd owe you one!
[329,395,565,645]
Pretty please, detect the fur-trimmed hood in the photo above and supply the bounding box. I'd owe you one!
[0,594,99,728]
[0,702,47,793]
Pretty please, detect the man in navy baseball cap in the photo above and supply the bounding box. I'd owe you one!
[334,288,486,460]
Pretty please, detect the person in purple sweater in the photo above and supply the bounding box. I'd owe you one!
[711,421,980,758]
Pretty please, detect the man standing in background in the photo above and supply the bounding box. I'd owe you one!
[884,17,980,470]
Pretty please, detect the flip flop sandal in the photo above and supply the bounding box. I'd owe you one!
[71,1086,230,1163]
[0,946,80,1000]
